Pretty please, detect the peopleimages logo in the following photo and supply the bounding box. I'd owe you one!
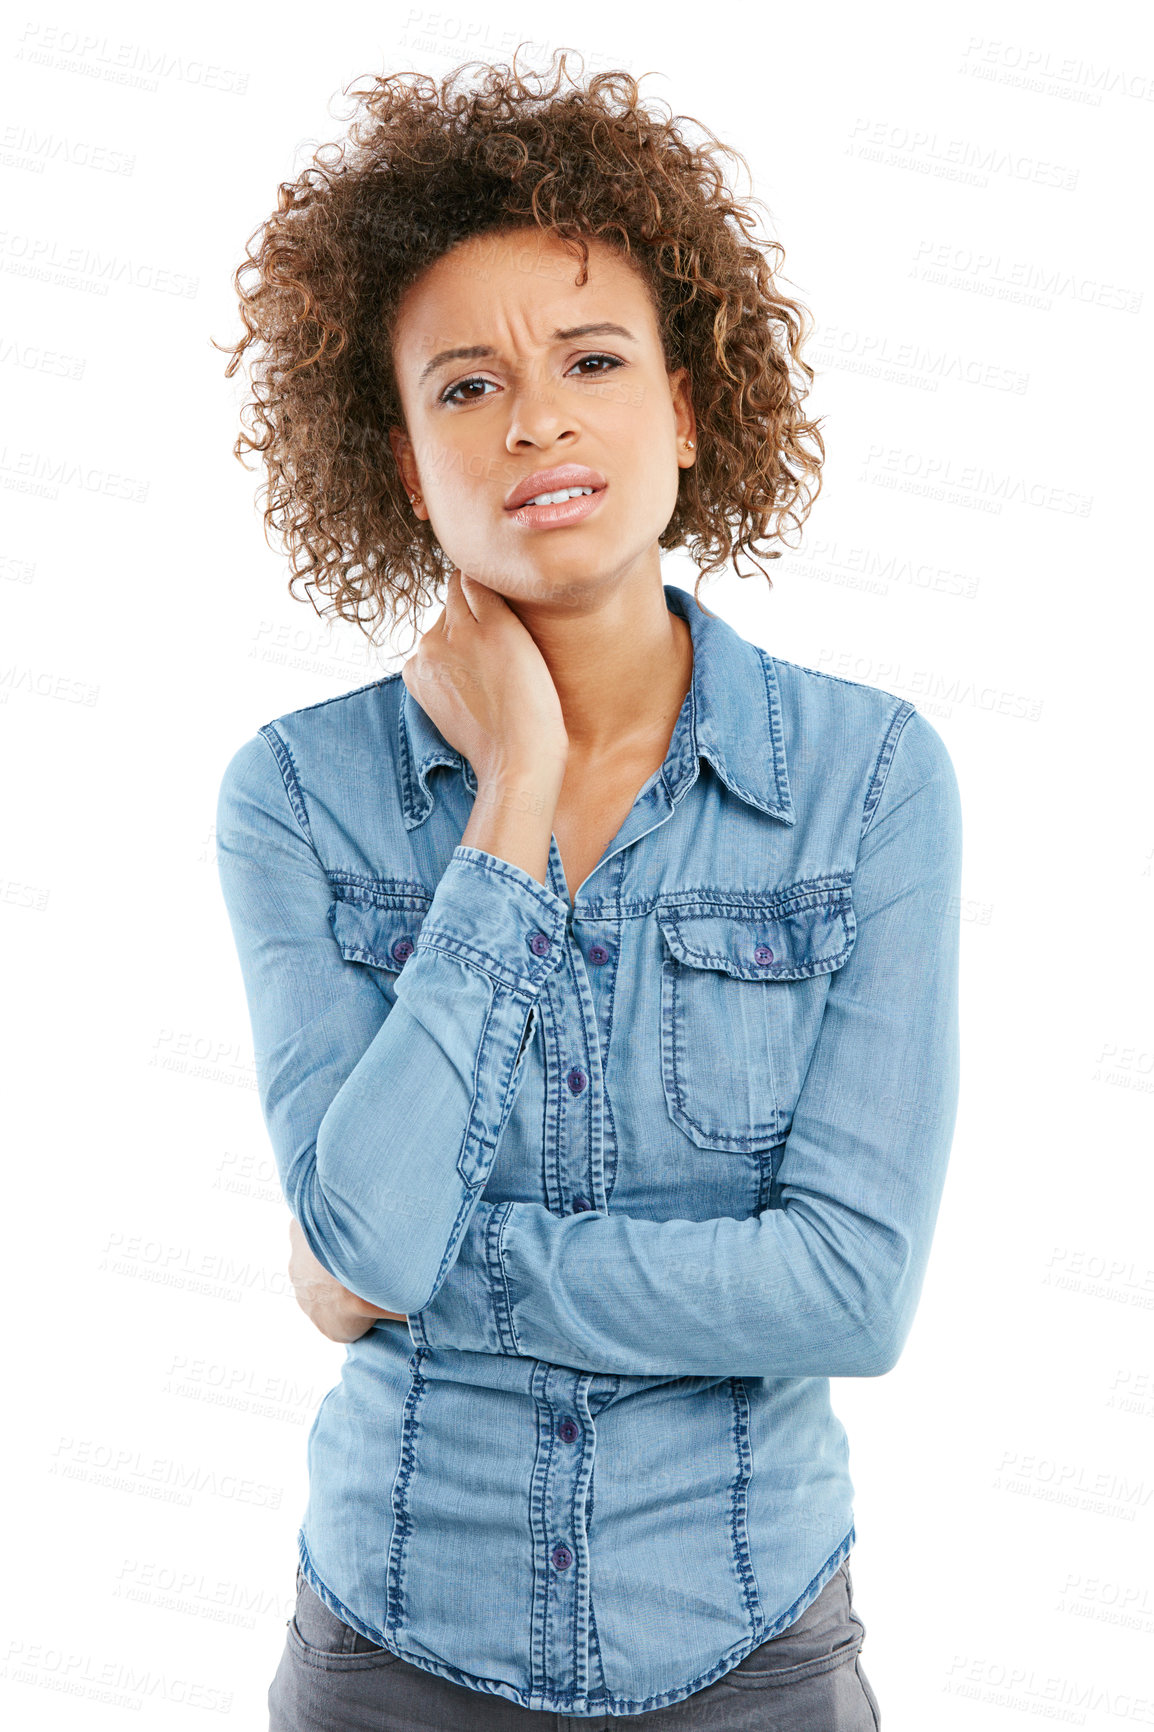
[911,238,1143,315]
[14,23,249,96]
[846,116,1079,191]
[959,35,1154,105]
[0,229,197,297]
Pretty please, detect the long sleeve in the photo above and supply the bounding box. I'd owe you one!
[409,708,962,1378]
[214,729,571,1315]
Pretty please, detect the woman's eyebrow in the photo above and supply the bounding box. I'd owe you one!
[419,323,638,383]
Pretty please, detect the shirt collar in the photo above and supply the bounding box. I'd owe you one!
[397,581,794,830]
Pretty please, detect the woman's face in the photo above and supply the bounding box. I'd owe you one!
[389,226,696,606]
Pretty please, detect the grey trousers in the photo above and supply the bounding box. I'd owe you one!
[268,1557,882,1729]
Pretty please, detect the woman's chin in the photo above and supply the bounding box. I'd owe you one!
[453,564,606,607]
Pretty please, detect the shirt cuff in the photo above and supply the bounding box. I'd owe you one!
[413,846,571,996]
[407,1199,517,1354]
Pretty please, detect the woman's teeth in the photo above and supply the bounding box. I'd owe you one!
[524,486,595,506]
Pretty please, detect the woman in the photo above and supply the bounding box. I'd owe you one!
[216,49,960,1730]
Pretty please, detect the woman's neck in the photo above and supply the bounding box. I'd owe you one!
[509,578,693,766]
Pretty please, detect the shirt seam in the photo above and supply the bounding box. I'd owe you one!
[417,1181,491,1316]
[258,721,319,854]
[415,932,562,998]
[487,1200,519,1354]
[859,700,917,841]
[449,846,572,922]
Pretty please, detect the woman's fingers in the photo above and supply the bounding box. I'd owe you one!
[400,599,444,698]
[399,566,568,784]
[446,565,506,628]
[445,565,474,624]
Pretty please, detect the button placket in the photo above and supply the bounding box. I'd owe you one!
[530,1368,596,1697]
[570,919,614,1202]
[549,917,602,1221]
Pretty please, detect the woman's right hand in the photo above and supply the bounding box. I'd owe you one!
[400,568,569,789]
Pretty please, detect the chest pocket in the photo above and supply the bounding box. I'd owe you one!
[656,881,856,1151]
[328,888,433,1000]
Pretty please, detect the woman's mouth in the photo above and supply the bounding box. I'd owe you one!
[504,485,607,529]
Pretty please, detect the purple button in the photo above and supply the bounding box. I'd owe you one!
[572,1197,592,1212]
[391,937,414,966]
[528,932,552,957]
[558,1418,580,1443]
[753,944,774,966]
[588,944,610,966]
[567,1067,587,1095]
[551,1544,573,1571]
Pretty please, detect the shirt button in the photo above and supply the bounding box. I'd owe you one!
[528,931,552,957]
[551,1544,573,1571]
[572,1196,592,1212]
[558,1418,580,1443]
[391,937,414,966]
[588,944,610,965]
[566,1067,587,1095]
[753,944,775,966]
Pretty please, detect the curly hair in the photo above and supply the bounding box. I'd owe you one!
[218,46,825,649]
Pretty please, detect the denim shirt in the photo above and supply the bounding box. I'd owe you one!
[215,581,962,1718]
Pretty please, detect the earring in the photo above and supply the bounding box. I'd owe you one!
[686,440,695,450]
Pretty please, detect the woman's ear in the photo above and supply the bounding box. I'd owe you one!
[389,426,425,512]
[669,366,696,466]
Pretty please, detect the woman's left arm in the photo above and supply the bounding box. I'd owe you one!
[287,1217,406,1343]
[409,708,963,1379]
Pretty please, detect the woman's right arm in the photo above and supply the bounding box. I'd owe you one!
[216,571,571,1322]
[216,726,570,1319]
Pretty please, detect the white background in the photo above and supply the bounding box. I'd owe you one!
[3,0,1152,1724]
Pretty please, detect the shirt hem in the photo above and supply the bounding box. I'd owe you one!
[295,1520,856,1718]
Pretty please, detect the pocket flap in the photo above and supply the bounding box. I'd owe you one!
[328,890,432,972]
[657,884,855,981]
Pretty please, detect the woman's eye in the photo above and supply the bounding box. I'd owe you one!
[439,353,624,406]
[569,353,624,378]
[440,376,496,406]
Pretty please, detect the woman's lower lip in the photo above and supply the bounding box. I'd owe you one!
[505,487,607,529]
